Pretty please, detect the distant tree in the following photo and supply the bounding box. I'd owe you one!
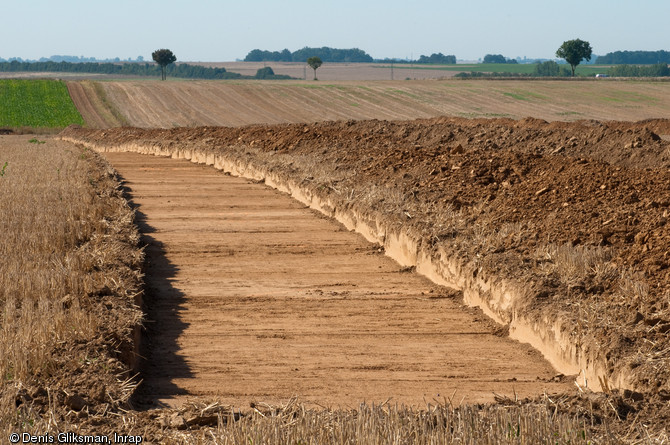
[483,54,518,64]
[483,54,507,64]
[307,56,322,80]
[245,47,373,63]
[152,48,177,80]
[556,39,592,76]
[255,66,275,79]
[416,53,456,64]
[280,49,292,62]
[607,63,670,77]
[534,60,560,76]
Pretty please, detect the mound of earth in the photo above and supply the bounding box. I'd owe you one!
[61,115,670,436]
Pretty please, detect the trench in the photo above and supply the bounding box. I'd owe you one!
[94,150,574,408]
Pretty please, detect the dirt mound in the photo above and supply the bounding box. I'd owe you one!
[73,116,670,169]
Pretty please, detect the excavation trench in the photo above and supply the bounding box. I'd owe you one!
[96,150,574,408]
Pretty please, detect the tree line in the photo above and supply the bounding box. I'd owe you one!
[607,63,670,77]
[416,53,456,64]
[0,60,293,80]
[482,54,518,64]
[0,55,145,63]
[245,47,373,63]
[596,50,670,65]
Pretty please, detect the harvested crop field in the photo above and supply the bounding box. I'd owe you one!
[76,79,670,129]
[60,113,670,440]
[0,136,144,438]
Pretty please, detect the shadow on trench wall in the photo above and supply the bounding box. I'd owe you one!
[120,184,193,410]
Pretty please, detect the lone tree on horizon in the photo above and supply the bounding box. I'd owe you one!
[556,39,592,76]
[152,49,177,80]
[307,56,322,80]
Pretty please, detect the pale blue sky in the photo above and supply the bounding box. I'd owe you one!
[2,0,668,61]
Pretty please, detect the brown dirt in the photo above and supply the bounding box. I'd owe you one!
[62,116,670,400]
[87,79,670,129]
[67,81,109,129]
[102,151,572,409]
[67,80,126,129]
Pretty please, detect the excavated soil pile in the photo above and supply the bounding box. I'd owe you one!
[62,115,670,421]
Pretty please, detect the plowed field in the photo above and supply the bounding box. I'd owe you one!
[73,79,670,129]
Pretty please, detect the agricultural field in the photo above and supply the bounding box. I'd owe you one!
[194,61,609,80]
[0,136,144,438]
[0,79,84,130]
[73,78,670,129]
[3,77,670,442]
[378,63,608,77]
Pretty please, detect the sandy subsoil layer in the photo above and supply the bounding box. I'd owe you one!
[103,152,573,408]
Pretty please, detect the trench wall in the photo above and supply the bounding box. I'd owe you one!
[62,137,636,393]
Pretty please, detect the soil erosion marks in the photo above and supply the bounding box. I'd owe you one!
[104,152,572,408]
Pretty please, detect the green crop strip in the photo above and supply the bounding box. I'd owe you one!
[598,90,658,104]
[0,79,85,128]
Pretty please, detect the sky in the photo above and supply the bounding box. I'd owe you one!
[2,0,668,62]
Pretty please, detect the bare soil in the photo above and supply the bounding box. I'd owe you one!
[104,151,571,409]
[66,81,110,129]
[62,116,670,397]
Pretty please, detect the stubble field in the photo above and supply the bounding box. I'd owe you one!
[71,78,670,129]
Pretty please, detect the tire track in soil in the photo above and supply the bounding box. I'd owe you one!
[106,152,574,409]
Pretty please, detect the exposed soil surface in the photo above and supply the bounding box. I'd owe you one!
[66,81,110,129]
[62,116,670,404]
[103,151,572,408]
[74,79,670,129]
[66,80,126,129]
